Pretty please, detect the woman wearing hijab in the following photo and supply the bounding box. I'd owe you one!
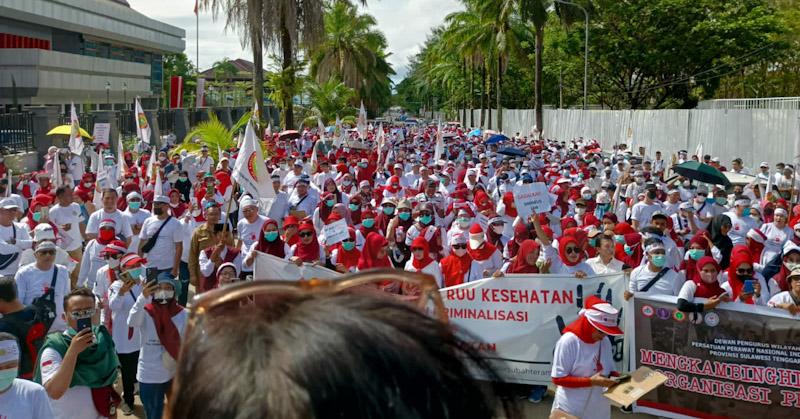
[387,199,414,268]
[767,268,800,315]
[612,222,636,261]
[215,262,240,288]
[382,175,405,200]
[550,296,623,419]
[720,245,776,306]
[357,232,393,271]
[288,222,325,265]
[497,191,519,236]
[706,214,734,269]
[533,215,594,277]
[679,235,711,284]
[503,222,532,260]
[323,177,348,206]
[25,194,57,235]
[485,216,509,251]
[348,194,363,226]
[327,227,360,273]
[466,224,503,279]
[312,191,336,233]
[375,197,396,235]
[167,189,188,218]
[355,208,381,251]
[501,240,545,274]
[677,256,729,313]
[405,236,444,287]
[758,207,792,267]
[620,233,643,268]
[404,203,444,260]
[243,218,290,269]
[282,215,300,246]
[439,233,474,287]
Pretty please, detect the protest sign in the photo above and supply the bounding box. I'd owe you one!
[440,273,627,384]
[513,182,552,221]
[322,219,349,245]
[253,251,341,281]
[631,295,800,418]
[92,122,110,144]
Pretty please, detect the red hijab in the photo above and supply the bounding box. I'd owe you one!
[507,240,540,274]
[410,236,434,270]
[255,219,286,258]
[293,223,321,262]
[506,223,532,259]
[357,232,392,270]
[467,228,498,261]
[502,192,518,218]
[693,256,726,298]
[318,192,334,223]
[27,194,54,231]
[558,235,584,267]
[727,245,755,304]
[143,296,183,360]
[334,228,360,270]
[681,235,710,283]
[440,244,472,287]
[359,208,379,236]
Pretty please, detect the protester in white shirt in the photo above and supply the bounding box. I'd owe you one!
[194,146,214,176]
[15,241,71,333]
[405,236,444,287]
[78,218,126,290]
[630,187,663,230]
[624,239,683,300]
[0,198,32,276]
[138,196,182,280]
[0,334,55,419]
[128,273,187,419]
[85,189,133,244]
[123,191,151,253]
[724,196,757,246]
[236,198,267,256]
[586,236,624,274]
[767,268,800,315]
[49,185,85,258]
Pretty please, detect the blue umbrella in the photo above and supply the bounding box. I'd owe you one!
[497,147,527,158]
[468,128,482,137]
[325,126,335,133]
[485,134,509,145]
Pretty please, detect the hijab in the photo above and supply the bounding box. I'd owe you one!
[693,256,726,298]
[726,245,755,304]
[410,236,434,270]
[318,192,335,223]
[357,232,392,270]
[294,223,321,262]
[507,240,540,274]
[708,214,733,269]
[255,218,286,258]
[502,192,518,218]
[506,223,532,259]
[143,293,183,360]
[558,235,584,267]
[335,228,360,270]
[680,234,710,283]
[441,244,473,287]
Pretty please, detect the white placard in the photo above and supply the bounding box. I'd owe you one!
[92,122,110,144]
[513,182,552,221]
[322,218,349,245]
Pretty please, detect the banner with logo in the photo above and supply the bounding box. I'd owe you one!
[631,294,800,418]
[253,251,341,281]
[440,273,627,385]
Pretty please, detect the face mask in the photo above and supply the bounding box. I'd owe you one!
[343,180,352,186]
[647,191,657,200]
[264,231,279,242]
[325,200,335,207]
[359,163,367,168]
[614,235,625,244]
[362,218,375,228]
[589,238,598,247]
[624,245,634,255]
[179,176,188,182]
[419,215,432,225]
[399,212,411,221]
[99,229,115,242]
[129,201,141,211]
[582,193,592,200]
[651,254,666,267]
[126,267,143,279]
[107,258,120,269]
[687,249,705,260]
[453,248,467,257]
[0,367,17,391]
[575,207,585,215]
[383,207,395,215]
[742,208,751,217]
[105,160,114,166]
[492,225,504,234]
[154,289,175,304]
[458,218,471,229]
[715,197,727,205]
[342,241,355,251]
[83,182,93,188]
[348,204,359,212]
[785,261,800,271]
[32,212,42,222]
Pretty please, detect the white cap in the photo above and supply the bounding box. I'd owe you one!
[241,197,258,208]
[35,241,56,252]
[760,162,769,168]
[126,192,142,202]
[0,198,19,209]
[33,224,56,242]
[153,195,170,204]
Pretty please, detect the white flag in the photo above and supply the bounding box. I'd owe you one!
[53,151,63,189]
[434,122,444,163]
[357,101,367,140]
[232,120,274,199]
[146,148,156,183]
[318,117,326,138]
[310,140,320,175]
[695,142,703,162]
[69,102,84,155]
[154,168,163,197]
[93,164,105,209]
[117,135,127,180]
[376,123,385,167]
[135,97,151,144]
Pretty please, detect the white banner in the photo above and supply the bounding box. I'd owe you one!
[253,251,341,281]
[440,273,627,384]
[513,182,552,221]
[92,122,110,145]
[322,219,349,246]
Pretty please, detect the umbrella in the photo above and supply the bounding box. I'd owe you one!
[325,126,335,133]
[47,125,93,139]
[671,161,730,186]
[485,134,509,145]
[278,130,301,141]
[468,128,482,137]
[497,147,527,158]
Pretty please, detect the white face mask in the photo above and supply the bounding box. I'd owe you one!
[492,225,504,234]
[784,261,799,271]
[154,290,175,304]
[575,207,586,215]
[582,193,592,200]
[453,248,467,257]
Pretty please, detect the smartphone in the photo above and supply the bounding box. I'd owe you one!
[610,373,632,384]
[742,279,755,295]
[76,317,92,332]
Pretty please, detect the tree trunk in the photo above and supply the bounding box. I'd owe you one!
[496,55,502,133]
[479,64,485,127]
[252,31,264,132]
[486,60,492,130]
[534,24,544,139]
[461,61,467,127]
[281,26,294,129]
[469,65,474,128]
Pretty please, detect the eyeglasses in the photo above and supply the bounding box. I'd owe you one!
[411,248,424,252]
[69,308,96,318]
[186,269,448,337]
[697,193,707,197]
[452,244,467,249]
[37,250,56,256]
[299,232,314,238]
[736,268,754,275]
[565,247,581,255]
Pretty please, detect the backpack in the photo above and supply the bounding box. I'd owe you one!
[0,306,46,379]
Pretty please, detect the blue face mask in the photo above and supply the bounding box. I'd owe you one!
[126,267,143,279]
[742,208,751,217]
[419,215,432,225]
[362,218,375,228]
[589,238,598,247]
[651,254,666,267]
[383,207,395,215]
[264,231,279,242]
[325,200,335,207]
[129,201,141,210]
[614,235,625,244]
[342,241,355,251]
[624,245,634,255]
[349,204,359,212]
[32,212,42,223]
[0,367,17,391]
[398,212,411,221]
[687,249,705,260]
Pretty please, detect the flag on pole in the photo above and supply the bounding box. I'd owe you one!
[69,102,84,155]
[695,142,703,161]
[193,0,199,15]
[146,147,156,184]
[117,135,127,180]
[434,122,444,163]
[232,120,275,199]
[376,123,385,167]
[310,140,320,175]
[52,151,63,189]
[154,168,163,197]
[135,97,151,144]
[237,131,245,149]
[357,101,367,140]
[93,163,106,209]
[317,117,326,138]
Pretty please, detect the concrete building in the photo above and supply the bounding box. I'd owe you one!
[0,0,185,110]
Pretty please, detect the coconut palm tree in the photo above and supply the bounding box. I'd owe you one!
[301,78,357,127]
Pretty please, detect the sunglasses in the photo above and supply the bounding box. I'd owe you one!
[697,193,707,197]
[298,232,314,238]
[565,247,581,255]
[411,248,425,252]
[452,244,467,249]
[736,269,754,275]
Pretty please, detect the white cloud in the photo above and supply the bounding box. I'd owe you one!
[127,0,462,81]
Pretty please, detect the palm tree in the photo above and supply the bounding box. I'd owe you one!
[302,78,357,127]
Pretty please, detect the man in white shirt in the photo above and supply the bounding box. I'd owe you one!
[138,196,182,280]
[287,177,318,220]
[237,198,267,250]
[624,239,683,300]
[123,191,151,253]
[282,160,306,193]
[724,196,757,246]
[15,241,71,333]
[49,185,85,283]
[756,162,771,183]
[662,188,681,217]
[66,152,85,186]
[266,174,290,225]
[85,189,134,245]
[194,145,214,176]
[312,161,335,191]
[586,236,624,274]
[0,198,31,276]
[0,334,55,419]
[630,185,663,230]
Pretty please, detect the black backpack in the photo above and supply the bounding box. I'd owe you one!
[0,306,47,379]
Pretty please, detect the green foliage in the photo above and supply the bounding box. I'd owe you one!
[301,78,357,127]
[162,53,196,108]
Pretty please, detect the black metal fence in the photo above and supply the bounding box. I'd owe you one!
[118,110,135,136]
[58,113,95,135]
[0,111,35,153]
[157,109,175,134]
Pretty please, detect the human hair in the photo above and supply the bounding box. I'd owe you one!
[169,293,514,419]
[0,276,17,302]
[63,287,95,311]
[598,235,614,248]
[55,184,72,198]
[102,188,118,198]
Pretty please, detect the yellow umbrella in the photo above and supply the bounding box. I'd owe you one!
[46,125,93,140]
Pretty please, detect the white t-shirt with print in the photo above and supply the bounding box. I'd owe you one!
[48,203,85,251]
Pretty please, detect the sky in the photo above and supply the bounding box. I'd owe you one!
[128,0,463,83]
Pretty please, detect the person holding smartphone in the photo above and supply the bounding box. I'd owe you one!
[720,246,776,305]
